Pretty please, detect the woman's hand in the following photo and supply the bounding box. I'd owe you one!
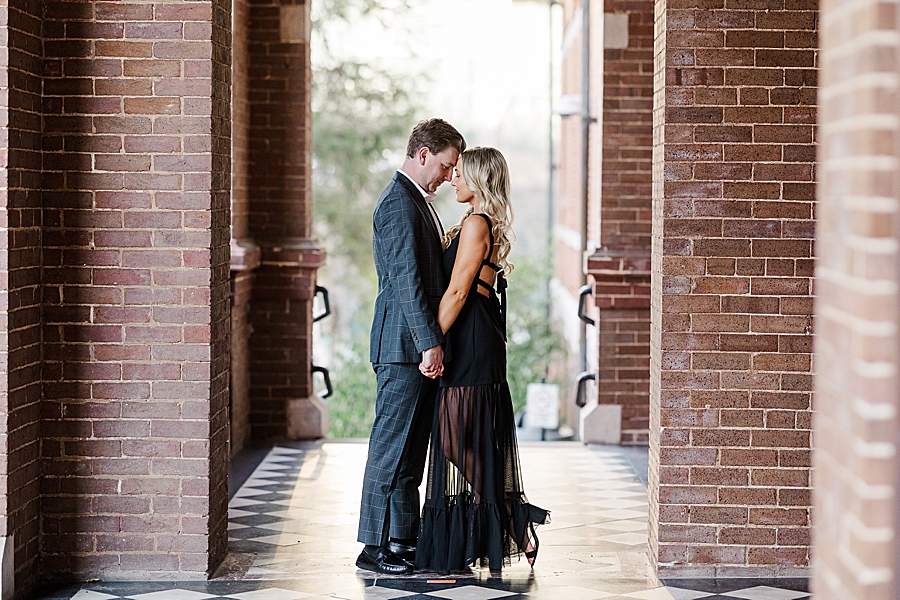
[420,346,444,379]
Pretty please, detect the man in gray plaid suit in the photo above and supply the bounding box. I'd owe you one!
[356,119,466,575]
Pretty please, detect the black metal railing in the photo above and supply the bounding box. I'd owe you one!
[312,285,333,398]
[312,365,333,399]
[577,284,595,326]
[575,371,595,408]
[313,285,331,323]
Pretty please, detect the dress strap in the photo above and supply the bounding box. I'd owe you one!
[470,213,507,333]
[474,213,499,270]
[496,272,507,331]
[474,213,495,252]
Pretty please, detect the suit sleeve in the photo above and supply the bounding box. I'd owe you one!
[374,193,444,354]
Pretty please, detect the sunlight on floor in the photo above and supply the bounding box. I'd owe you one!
[40,442,810,600]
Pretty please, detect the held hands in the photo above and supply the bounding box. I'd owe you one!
[420,345,444,379]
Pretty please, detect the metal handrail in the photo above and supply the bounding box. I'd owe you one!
[577,284,595,326]
[575,371,595,408]
[312,286,332,398]
[313,285,331,323]
[312,365,333,399]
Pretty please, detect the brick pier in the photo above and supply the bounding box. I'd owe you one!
[813,0,900,596]
[0,0,323,593]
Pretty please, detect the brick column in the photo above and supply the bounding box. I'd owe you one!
[813,0,900,597]
[247,0,325,440]
[229,0,257,454]
[40,0,231,579]
[585,0,654,444]
[0,0,45,592]
[228,249,257,455]
[649,0,816,576]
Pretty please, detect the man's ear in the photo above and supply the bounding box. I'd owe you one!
[417,147,429,165]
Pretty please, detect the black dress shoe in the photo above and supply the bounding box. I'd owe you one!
[387,540,416,562]
[356,546,413,575]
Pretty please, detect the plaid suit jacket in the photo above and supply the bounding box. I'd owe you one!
[369,172,448,364]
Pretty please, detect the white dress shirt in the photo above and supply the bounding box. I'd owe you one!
[398,169,443,237]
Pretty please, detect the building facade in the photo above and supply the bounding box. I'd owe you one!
[0,0,323,594]
[0,0,892,597]
[558,0,900,594]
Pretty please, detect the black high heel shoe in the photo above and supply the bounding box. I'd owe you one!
[524,522,540,567]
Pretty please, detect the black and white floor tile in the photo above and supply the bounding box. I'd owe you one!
[31,442,809,600]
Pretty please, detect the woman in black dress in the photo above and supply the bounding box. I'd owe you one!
[416,147,549,573]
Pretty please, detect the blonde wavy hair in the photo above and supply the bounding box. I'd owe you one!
[443,146,516,274]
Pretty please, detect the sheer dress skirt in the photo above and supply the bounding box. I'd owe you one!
[416,382,550,573]
[417,219,549,573]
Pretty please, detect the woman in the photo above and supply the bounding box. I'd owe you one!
[416,147,549,573]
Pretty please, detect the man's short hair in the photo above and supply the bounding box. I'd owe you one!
[406,118,466,158]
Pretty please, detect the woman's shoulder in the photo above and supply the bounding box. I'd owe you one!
[456,215,492,257]
[463,213,492,230]
[460,213,491,238]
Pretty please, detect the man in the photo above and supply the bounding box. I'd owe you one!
[356,119,466,575]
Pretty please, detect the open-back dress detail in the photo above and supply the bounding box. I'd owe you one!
[416,213,549,573]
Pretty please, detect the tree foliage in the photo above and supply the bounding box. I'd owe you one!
[312,0,421,437]
[505,256,568,415]
[312,0,564,438]
[312,0,411,30]
[312,61,419,267]
[325,333,378,438]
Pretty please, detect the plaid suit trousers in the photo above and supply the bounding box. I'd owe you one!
[357,362,436,546]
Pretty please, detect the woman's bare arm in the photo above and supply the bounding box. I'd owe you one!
[436,216,491,334]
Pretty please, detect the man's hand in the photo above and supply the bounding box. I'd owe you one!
[419,345,444,379]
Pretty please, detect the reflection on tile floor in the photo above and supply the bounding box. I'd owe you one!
[31,442,809,600]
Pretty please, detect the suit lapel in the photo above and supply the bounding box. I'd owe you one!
[394,173,443,245]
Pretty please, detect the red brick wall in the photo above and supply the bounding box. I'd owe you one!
[229,268,254,454]
[209,0,232,570]
[228,0,256,455]
[649,0,816,576]
[232,0,250,244]
[246,0,310,242]
[586,1,654,443]
[40,0,231,579]
[3,0,45,587]
[0,0,324,587]
[813,0,900,597]
[598,2,654,254]
[246,0,324,439]
[598,306,651,443]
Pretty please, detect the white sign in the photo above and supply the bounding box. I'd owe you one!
[554,94,582,117]
[525,383,560,430]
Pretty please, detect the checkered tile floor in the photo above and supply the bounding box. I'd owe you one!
[32,442,809,600]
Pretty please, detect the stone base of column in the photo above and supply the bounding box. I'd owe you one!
[580,402,622,444]
[0,535,13,600]
[658,564,811,579]
[286,396,329,440]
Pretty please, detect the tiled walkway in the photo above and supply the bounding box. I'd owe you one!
[34,441,810,600]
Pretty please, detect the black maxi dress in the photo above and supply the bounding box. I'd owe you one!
[416,213,549,573]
